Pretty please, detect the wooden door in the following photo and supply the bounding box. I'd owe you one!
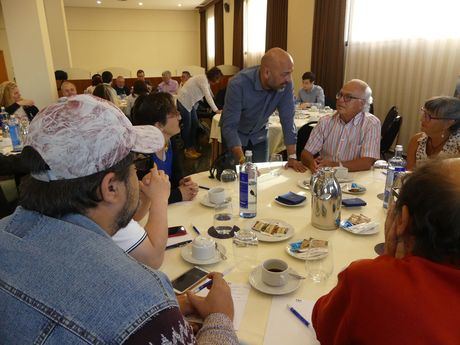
[0,51,8,82]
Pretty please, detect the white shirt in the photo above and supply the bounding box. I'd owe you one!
[177,74,219,112]
[112,219,146,253]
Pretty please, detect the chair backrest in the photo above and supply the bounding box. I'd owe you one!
[96,67,132,78]
[296,121,318,160]
[381,106,399,137]
[380,114,402,155]
[215,65,240,75]
[62,67,92,80]
[175,65,205,77]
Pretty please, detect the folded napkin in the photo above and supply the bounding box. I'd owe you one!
[340,221,379,234]
[276,192,307,205]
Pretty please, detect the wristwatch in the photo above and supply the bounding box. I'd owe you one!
[288,154,297,160]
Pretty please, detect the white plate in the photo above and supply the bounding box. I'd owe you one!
[199,194,232,208]
[274,197,307,208]
[337,177,353,183]
[249,265,302,295]
[180,243,226,265]
[297,179,310,190]
[342,184,367,195]
[340,223,380,236]
[285,243,329,261]
[248,218,295,242]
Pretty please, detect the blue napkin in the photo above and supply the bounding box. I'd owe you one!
[276,192,307,205]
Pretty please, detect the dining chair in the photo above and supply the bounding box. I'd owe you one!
[380,106,403,159]
[296,121,318,160]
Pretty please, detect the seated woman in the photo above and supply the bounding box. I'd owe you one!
[132,92,199,204]
[124,80,149,120]
[85,74,102,94]
[313,158,460,345]
[407,96,460,170]
[0,81,39,121]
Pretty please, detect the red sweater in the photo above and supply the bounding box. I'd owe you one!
[312,255,460,345]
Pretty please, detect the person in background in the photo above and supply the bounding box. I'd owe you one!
[0,81,38,122]
[113,76,130,97]
[158,70,179,95]
[313,158,460,345]
[85,73,102,94]
[298,71,325,108]
[221,47,306,171]
[132,92,199,204]
[137,69,153,92]
[101,70,119,103]
[54,70,68,94]
[60,81,77,97]
[301,79,380,172]
[177,67,223,159]
[406,96,460,170]
[0,94,238,344]
[93,84,118,105]
[124,80,149,120]
[180,70,192,88]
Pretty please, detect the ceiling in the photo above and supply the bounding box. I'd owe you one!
[64,0,207,11]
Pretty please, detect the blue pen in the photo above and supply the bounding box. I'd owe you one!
[192,225,201,235]
[287,304,310,328]
[193,266,235,293]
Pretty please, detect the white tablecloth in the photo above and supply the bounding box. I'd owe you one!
[210,109,333,155]
[152,165,387,344]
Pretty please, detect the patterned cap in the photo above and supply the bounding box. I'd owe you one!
[25,94,165,181]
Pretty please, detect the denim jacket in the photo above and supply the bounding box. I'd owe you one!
[0,207,179,344]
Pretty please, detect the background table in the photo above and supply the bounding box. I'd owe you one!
[153,164,387,344]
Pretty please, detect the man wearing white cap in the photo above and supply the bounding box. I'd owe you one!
[0,95,238,344]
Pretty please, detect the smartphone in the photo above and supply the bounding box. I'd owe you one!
[171,266,209,294]
[168,226,186,236]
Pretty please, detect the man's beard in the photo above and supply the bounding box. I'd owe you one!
[114,182,139,231]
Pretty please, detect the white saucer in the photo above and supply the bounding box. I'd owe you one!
[180,243,226,265]
[274,197,307,207]
[337,177,353,183]
[297,179,310,190]
[342,184,367,195]
[247,218,295,242]
[285,243,329,261]
[199,194,232,208]
[340,223,379,236]
[249,265,302,295]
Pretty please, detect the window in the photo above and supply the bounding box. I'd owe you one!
[243,0,267,67]
[206,7,215,67]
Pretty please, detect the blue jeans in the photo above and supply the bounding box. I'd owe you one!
[177,101,199,149]
[243,140,269,163]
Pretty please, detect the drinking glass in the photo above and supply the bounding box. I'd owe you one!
[213,201,233,235]
[232,227,258,272]
[269,154,283,176]
[220,169,238,197]
[305,240,333,283]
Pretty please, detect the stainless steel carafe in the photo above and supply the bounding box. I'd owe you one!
[310,167,342,230]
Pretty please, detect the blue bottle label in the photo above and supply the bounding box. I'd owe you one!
[240,172,248,208]
[9,124,21,148]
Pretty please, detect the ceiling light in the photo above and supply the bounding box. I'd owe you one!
[96,0,102,4]
[178,4,182,7]
[138,2,143,5]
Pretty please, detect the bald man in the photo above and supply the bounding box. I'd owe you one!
[60,81,77,97]
[301,79,381,172]
[221,48,306,171]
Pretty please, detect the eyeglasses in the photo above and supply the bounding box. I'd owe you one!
[134,155,153,180]
[420,107,453,121]
[336,92,364,102]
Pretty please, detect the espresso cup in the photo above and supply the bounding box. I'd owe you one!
[208,187,226,205]
[191,236,216,260]
[334,166,349,180]
[261,259,288,287]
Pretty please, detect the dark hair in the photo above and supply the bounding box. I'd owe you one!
[137,69,145,75]
[424,96,460,133]
[132,80,149,96]
[132,92,175,127]
[395,159,460,265]
[302,72,316,82]
[206,67,223,83]
[101,71,113,84]
[19,147,134,217]
[55,70,68,81]
[182,71,191,77]
[91,74,102,86]
[92,84,114,102]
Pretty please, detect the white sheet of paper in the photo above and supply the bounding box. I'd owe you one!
[197,282,250,331]
[263,296,320,345]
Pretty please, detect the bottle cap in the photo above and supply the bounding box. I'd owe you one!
[245,150,253,156]
[395,145,403,151]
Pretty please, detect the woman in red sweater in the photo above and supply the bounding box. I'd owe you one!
[313,158,460,345]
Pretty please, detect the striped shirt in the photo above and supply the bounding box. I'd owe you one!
[304,112,381,162]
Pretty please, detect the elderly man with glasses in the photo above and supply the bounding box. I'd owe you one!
[300,79,381,172]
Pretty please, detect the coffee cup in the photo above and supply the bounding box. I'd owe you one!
[191,236,216,260]
[208,187,226,205]
[334,166,349,180]
[261,259,288,287]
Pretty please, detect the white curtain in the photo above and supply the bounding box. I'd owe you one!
[345,0,460,148]
[243,0,267,67]
[206,6,215,68]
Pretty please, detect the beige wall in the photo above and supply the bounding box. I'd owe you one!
[65,7,200,76]
[287,0,315,93]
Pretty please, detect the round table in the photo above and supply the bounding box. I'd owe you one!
[156,164,387,344]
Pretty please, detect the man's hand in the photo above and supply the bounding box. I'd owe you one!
[139,164,170,204]
[186,272,234,321]
[179,183,199,201]
[317,157,338,169]
[299,102,311,110]
[285,159,308,172]
[215,109,222,114]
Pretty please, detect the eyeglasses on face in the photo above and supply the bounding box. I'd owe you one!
[420,107,452,121]
[336,92,364,102]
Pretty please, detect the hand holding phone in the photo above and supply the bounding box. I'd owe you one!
[171,266,209,294]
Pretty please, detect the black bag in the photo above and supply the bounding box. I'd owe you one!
[209,151,237,181]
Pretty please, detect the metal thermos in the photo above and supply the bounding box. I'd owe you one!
[310,167,342,230]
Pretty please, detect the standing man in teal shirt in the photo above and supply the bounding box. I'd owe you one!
[221,48,307,171]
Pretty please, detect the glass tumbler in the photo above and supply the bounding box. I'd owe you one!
[305,240,334,283]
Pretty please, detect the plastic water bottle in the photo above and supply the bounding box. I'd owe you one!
[0,107,8,139]
[383,145,406,208]
[239,150,257,218]
[8,114,22,151]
